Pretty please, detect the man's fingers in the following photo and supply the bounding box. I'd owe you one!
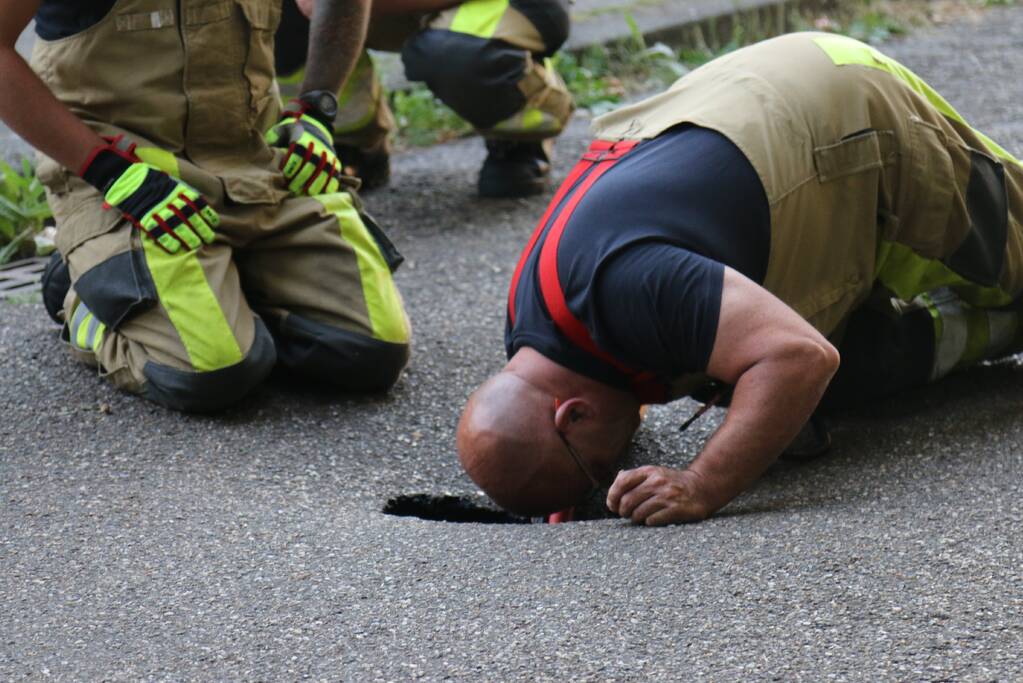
[609,474,658,517]
[644,506,694,527]
[629,497,668,525]
[607,467,650,512]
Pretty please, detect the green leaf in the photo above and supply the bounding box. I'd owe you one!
[623,11,645,51]
[0,226,34,265]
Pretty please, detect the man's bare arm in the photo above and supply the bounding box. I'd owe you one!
[301,0,370,95]
[607,266,840,525]
[0,0,106,173]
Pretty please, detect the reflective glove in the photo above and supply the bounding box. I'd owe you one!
[80,136,219,254]
[265,100,344,197]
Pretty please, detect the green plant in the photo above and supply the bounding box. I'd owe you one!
[0,158,52,265]
[845,10,908,43]
[553,12,691,115]
[391,85,472,148]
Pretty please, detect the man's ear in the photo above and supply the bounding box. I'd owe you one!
[554,397,594,432]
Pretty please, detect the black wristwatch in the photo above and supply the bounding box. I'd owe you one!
[297,89,339,127]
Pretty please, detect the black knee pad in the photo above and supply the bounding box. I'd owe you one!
[402,30,528,130]
[510,0,570,55]
[276,313,409,393]
[40,251,71,324]
[142,317,277,413]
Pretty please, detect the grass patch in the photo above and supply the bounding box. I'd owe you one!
[0,158,53,265]
[391,87,472,148]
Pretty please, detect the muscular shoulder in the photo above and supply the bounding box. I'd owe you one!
[589,242,725,375]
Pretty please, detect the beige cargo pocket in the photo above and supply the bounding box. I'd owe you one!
[813,129,894,182]
[40,165,158,331]
[37,158,123,259]
[789,129,897,332]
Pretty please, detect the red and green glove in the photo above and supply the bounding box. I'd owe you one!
[80,136,219,254]
[265,100,344,196]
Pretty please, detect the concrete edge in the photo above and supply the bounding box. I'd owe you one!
[567,0,812,52]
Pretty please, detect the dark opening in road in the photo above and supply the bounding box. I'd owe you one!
[382,494,530,524]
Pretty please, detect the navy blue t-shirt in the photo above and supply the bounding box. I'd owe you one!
[506,124,770,393]
[35,2,117,40]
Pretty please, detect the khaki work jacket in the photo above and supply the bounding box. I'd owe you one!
[31,0,290,257]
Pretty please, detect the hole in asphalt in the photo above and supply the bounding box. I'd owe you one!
[382,494,530,524]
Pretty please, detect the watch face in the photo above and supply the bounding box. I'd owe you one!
[318,93,337,115]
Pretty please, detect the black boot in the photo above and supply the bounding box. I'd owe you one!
[40,251,70,324]
[478,140,551,199]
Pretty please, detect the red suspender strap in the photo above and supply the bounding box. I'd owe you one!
[537,140,638,372]
[507,148,598,324]
[507,139,668,403]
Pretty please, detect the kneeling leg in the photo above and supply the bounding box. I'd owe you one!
[235,194,411,393]
[63,226,276,412]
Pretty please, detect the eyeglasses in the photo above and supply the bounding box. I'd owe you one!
[553,398,604,494]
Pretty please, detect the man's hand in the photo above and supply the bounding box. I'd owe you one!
[607,466,711,526]
[266,102,344,196]
[81,137,219,254]
[627,267,840,526]
[295,0,314,18]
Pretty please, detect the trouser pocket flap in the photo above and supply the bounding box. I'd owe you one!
[814,130,894,182]
[74,248,158,329]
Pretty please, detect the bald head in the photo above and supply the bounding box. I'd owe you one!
[457,372,589,516]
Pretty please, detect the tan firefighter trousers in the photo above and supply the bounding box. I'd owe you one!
[33,0,410,412]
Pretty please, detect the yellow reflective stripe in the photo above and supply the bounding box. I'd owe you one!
[142,238,243,371]
[338,53,373,109]
[813,35,1020,165]
[521,108,544,130]
[92,320,107,353]
[75,311,93,350]
[301,115,333,143]
[105,164,149,205]
[68,302,90,347]
[314,193,409,343]
[449,0,508,38]
[960,307,991,367]
[136,147,181,178]
[335,53,379,134]
[876,241,1013,308]
[919,293,943,342]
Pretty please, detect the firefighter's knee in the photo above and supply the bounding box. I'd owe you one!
[142,318,277,413]
[512,0,570,55]
[277,313,410,393]
[403,30,529,129]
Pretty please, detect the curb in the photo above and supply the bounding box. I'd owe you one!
[567,0,811,52]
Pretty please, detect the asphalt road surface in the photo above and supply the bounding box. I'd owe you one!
[4,8,1023,681]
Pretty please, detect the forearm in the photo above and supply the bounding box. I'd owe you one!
[687,344,837,513]
[0,45,103,173]
[301,0,370,95]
